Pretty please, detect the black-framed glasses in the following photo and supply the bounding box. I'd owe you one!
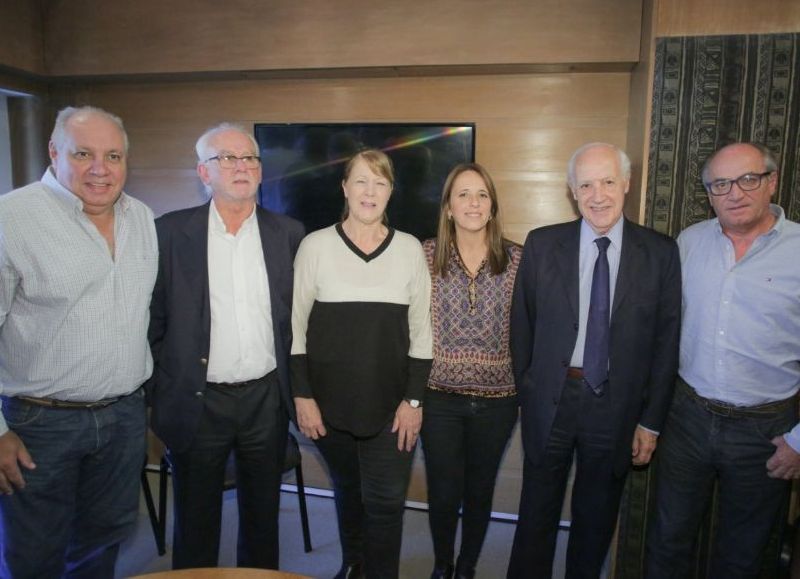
[205,154,262,169]
[705,171,774,196]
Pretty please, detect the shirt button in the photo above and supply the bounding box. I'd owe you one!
[573,323,579,331]
[195,391,204,398]
[719,330,724,335]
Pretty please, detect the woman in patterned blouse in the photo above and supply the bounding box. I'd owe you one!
[421,163,521,579]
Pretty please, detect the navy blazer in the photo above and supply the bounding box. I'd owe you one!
[510,218,681,475]
[147,202,304,453]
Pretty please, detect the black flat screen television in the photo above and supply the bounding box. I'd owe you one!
[255,122,476,240]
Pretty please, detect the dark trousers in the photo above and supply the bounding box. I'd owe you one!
[646,379,796,579]
[167,371,287,570]
[507,376,627,579]
[421,389,518,571]
[0,389,146,579]
[315,421,415,579]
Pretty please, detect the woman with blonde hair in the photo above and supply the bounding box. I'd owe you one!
[291,149,432,579]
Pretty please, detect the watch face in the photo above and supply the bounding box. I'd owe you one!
[407,399,420,408]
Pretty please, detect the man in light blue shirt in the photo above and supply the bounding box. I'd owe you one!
[0,106,157,578]
[647,142,800,577]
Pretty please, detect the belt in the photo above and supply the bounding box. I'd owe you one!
[566,367,584,380]
[207,372,271,389]
[13,395,121,410]
[678,378,796,418]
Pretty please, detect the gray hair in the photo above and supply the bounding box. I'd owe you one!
[195,123,259,162]
[567,142,631,189]
[701,142,779,187]
[50,106,129,153]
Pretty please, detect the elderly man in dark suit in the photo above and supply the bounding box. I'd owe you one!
[148,123,304,570]
[507,142,681,578]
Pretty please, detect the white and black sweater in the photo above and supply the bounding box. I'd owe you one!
[291,224,433,437]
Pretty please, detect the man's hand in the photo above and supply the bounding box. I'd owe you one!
[294,397,327,440]
[766,435,800,480]
[631,426,658,466]
[392,400,422,452]
[0,431,36,494]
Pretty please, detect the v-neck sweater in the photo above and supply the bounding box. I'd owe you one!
[291,224,432,436]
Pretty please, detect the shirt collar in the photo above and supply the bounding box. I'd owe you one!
[209,199,257,235]
[41,167,130,215]
[580,215,624,251]
[448,241,487,277]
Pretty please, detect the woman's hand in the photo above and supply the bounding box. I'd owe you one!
[392,400,422,452]
[294,397,327,440]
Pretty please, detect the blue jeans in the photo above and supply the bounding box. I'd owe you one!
[421,389,517,572]
[315,421,415,579]
[0,389,146,579]
[646,380,796,579]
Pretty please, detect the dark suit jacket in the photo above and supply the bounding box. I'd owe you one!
[510,218,681,475]
[147,202,304,453]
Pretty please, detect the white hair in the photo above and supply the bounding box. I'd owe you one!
[195,122,258,162]
[567,142,631,188]
[50,106,129,152]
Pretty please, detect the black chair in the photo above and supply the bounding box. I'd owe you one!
[141,432,312,556]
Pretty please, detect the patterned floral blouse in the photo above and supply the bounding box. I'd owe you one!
[422,239,522,398]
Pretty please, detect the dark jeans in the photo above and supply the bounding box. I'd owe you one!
[421,389,518,571]
[168,371,287,570]
[315,420,415,579]
[0,389,146,579]
[508,376,627,579]
[646,379,796,579]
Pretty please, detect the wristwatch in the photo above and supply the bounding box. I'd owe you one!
[405,398,422,409]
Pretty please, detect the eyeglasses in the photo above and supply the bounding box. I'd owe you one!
[205,154,262,169]
[705,171,774,196]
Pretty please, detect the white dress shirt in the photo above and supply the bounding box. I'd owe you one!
[207,200,275,383]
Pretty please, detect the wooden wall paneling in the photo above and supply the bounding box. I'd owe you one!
[67,73,630,234]
[0,0,44,75]
[42,0,641,76]
[624,0,657,226]
[657,0,800,37]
